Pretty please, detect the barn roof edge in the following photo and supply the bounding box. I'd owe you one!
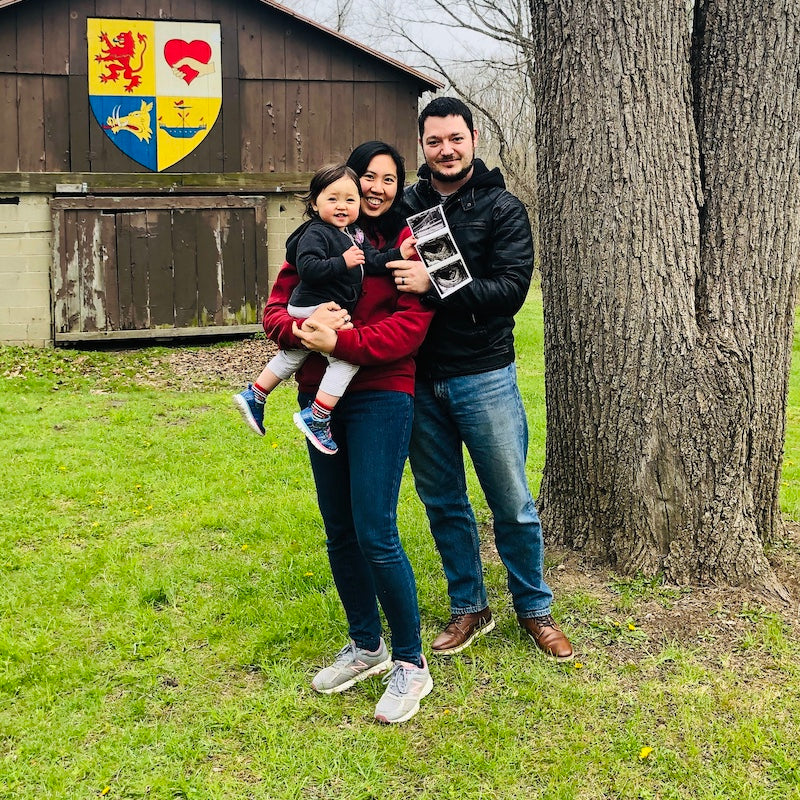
[0,0,444,91]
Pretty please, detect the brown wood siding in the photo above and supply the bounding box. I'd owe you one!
[52,195,269,339]
[0,6,17,71]
[42,0,70,75]
[15,0,43,74]
[0,0,433,177]
[172,208,199,327]
[239,78,262,172]
[0,75,19,170]
[285,80,309,172]
[43,76,70,170]
[262,79,286,172]
[307,79,331,167]
[68,0,91,78]
[67,75,91,171]
[330,81,355,162]
[221,76,242,173]
[237,1,263,80]
[17,76,46,170]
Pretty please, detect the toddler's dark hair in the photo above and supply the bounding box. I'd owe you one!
[302,164,361,218]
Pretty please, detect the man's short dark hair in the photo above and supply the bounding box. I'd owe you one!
[418,96,474,138]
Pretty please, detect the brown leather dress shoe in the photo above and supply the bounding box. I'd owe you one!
[518,615,574,661]
[431,608,496,655]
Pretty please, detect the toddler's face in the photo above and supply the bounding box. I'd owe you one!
[312,176,361,229]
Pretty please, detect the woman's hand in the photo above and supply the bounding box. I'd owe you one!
[292,318,338,354]
[307,302,353,330]
[388,259,432,294]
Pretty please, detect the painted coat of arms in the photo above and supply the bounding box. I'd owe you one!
[87,19,222,171]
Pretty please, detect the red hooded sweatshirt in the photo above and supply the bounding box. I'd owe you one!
[262,229,433,397]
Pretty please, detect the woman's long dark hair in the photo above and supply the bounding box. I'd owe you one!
[346,140,407,244]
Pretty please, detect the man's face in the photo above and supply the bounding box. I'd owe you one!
[420,114,478,185]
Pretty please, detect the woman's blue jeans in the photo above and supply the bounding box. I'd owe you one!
[300,390,422,663]
[408,364,554,619]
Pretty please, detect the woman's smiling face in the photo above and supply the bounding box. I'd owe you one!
[358,154,399,219]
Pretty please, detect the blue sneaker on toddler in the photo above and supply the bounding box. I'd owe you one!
[294,405,338,455]
[233,384,265,435]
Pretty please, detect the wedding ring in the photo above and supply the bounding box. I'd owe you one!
[401,277,405,285]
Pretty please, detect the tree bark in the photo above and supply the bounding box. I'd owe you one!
[534,0,800,589]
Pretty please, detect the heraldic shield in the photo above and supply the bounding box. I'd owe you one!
[87,19,222,171]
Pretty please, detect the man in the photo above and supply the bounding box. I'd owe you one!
[391,96,573,661]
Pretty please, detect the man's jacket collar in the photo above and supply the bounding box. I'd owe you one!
[415,158,506,204]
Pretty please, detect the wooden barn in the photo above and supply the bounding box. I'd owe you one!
[0,0,440,346]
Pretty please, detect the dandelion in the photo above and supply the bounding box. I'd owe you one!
[241,544,249,551]
[146,505,153,511]
[574,661,584,669]
[272,442,279,449]
[639,746,653,760]
[304,571,314,577]
[59,465,67,471]
[100,787,111,797]
[628,622,636,631]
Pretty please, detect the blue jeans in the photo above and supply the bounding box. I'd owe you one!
[300,390,422,664]
[409,364,553,619]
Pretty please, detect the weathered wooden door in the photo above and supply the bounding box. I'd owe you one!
[51,196,269,342]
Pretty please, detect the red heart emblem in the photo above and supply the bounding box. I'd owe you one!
[163,39,212,85]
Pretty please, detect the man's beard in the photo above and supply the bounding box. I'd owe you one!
[430,157,474,183]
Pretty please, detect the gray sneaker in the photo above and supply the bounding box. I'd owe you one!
[311,639,391,694]
[374,657,433,724]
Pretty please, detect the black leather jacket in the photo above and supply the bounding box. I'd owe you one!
[402,159,534,379]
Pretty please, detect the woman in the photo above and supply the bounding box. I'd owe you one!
[262,141,435,724]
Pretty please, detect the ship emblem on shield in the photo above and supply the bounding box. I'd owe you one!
[87,19,222,171]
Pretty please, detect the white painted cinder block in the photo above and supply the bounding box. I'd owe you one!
[0,195,53,347]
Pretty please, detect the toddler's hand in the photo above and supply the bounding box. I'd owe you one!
[400,236,418,260]
[343,245,366,268]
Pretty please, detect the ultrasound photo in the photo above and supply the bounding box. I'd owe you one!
[429,260,471,296]
[406,204,472,298]
[418,235,457,268]
[406,206,447,240]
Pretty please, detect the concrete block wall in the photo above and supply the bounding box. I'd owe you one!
[266,193,305,288]
[0,195,53,347]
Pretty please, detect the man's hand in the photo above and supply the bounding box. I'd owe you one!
[389,259,432,294]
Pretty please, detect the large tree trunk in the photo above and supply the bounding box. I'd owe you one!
[533,0,800,589]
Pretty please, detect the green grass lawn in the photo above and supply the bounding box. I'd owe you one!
[1,297,800,799]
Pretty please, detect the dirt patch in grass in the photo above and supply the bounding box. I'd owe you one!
[480,519,800,667]
[512,525,800,667]
[150,337,278,391]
